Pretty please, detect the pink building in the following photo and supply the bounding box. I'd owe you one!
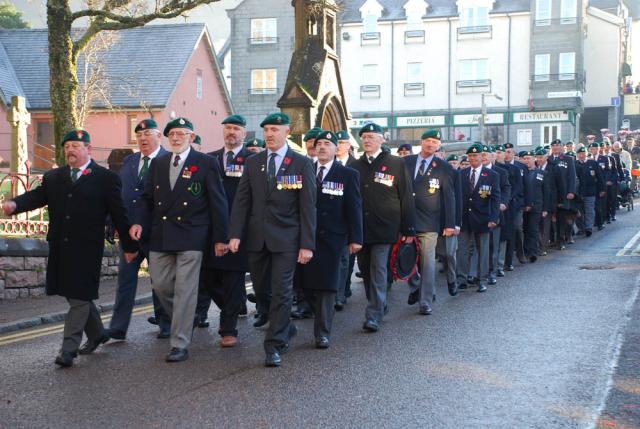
[0,23,233,170]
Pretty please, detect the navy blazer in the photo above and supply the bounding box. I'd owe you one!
[498,161,525,211]
[549,154,577,205]
[137,150,229,253]
[524,168,553,213]
[404,155,455,233]
[576,159,605,197]
[460,166,501,233]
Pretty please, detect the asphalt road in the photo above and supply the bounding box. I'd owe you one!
[1,208,639,429]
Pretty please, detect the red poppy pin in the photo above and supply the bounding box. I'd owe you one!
[82,168,91,176]
[283,157,292,166]
[432,161,437,168]
[236,156,245,164]
[381,165,388,172]
[481,172,488,177]
[189,165,198,173]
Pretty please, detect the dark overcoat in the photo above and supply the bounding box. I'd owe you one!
[459,166,501,233]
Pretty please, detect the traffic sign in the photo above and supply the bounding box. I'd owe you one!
[611,96,621,107]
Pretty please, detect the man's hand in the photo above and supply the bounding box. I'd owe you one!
[524,206,531,212]
[607,181,613,186]
[599,191,606,197]
[129,225,142,241]
[542,211,548,218]
[488,222,497,228]
[500,203,507,212]
[124,252,138,263]
[2,200,16,216]
[443,228,456,237]
[454,226,461,236]
[400,235,414,243]
[228,238,241,253]
[567,193,575,200]
[298,248,313,264]
[214,243,227,257]
[348,243,362,254]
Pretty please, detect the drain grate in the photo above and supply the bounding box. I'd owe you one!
[578,264,616,270]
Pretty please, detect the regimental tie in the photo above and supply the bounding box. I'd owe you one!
[226,151,234,168]
[316,165,325,186]
[469,168,476,191]
[138,156,150,181]
[268,153,277,183]
[173,154,181,168]
[368,156,375,164]
[418,159,427,177]
[71,167,80,184]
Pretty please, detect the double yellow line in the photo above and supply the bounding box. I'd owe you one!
[0,304,154,347]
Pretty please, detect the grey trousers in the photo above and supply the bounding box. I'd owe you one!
[62,299,104,352]
[539,214,552,254]
[303,289,336,339]
[457,230,490,286]
[582,196,596,232]
[149,250,203,349]
[409,232,438,306]
[358,244,392,323]
[436,235,458,284]
[489,226,501,278]
[336,246,350,303]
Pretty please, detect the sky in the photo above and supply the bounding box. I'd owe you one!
[11,0,240,50]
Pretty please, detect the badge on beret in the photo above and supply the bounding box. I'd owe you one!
[277,117,282,124]
[368,125,373,130]
[179,119,185,125]
[327,133,331,139]
[76,131,83,139]
[140,122,146,129]
[472,148,477,153]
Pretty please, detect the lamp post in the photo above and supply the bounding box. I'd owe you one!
[479,92,503,144]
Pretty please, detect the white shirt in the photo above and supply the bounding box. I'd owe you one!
[171,146,191,169]
[266,143,289,174]
[366,149,382,163]
[138,146,161,174]
[316,160,333,182]
[469,166,482,188]
[223,145,243,169]
[336,154,349,165]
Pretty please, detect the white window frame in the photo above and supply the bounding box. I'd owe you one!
[517,129,533,146]
[558,52,576,80]
[406,62,423,83]
[362,64,379,85]
[536,0,552,25]
[461,7,489,27]
[363,13,378,33]
[541,123,561,145]
[250,18,277,44]
[250,68,277,94]
[560,0,577,24]
[535,54,550,81]
[459,59,488,81]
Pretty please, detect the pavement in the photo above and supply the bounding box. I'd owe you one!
[0,206,639,428]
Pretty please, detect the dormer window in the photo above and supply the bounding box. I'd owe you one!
[404,0,428,31]
[360,0,383,45]
[456,0,493,37]
[461,7,489,28]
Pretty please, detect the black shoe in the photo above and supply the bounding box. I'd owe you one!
[291,309,313,320]
[383,304,389,315]
[468,276,479,285]
[433,294,436,302]
[239,303,248,318]
[448,282,459,297]
[529,255,537,263]
[253,313,269,328]
[315,336,330,349]
[165,347,188,362]
[407,289,420,305]
[345,288,352,298]
[289,323,298,342]
[419,304,432,315]
[488,278,497,286]
[54,351,76,367]
[334,300,345,311]
[612,216,617,221]
[557,244,566,250]
[147,316,158,326]
[506,265,515,271]
[194,315,209,328]
[477,284,487,293]
[496,270,505,277]
[517,256,527,264]
[355,271,363,278]
[598,225,604,231]
[78,333,110,355]
[363,319,379,332]
[585,230,592,237]
[458,283,468,290]
[246,293,256,304]
[157,326,171,339]
[606,220,611,224]
[107,329,126,341]
[265,352,282,367]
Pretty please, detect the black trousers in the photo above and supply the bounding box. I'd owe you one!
[523,211,541,257]
[200,268,246,337]
[303,289,336,339]
[506,210,525,265]
[607,184,618,219]
[249,248,298,354]
[595,195,607,227]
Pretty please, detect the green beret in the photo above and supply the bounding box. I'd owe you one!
[245,138,265,148]
[589,142,601,148]
[446,154,459,162]
[550,139,562,146]
[494,144,505,152]
[564,140,575,146]
[466,143,484,154]
[460,155,468,162]
[518,150,528,157]
[359,122,384,137]
[543,144,550,150]
[193,135,201,145]
[565,150,575,157]
[135,119,158,133]
[421,129,441,140]
[221,114,247,127]
[603,141,611,147]
[482,144,494,153]
[163,117,194,137]
[576,146,587,153]
[304,127,323,141]
[534,148,547,156]
[397,143,412,152]
[61,129,90,146]
[260,112,290,127]
[336,130,350,141]
[504,143,515,149]
[314,130,338,145]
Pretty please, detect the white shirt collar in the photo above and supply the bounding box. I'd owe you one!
[172,146,191,163]
[267,143,288,159]
[75,159,91,172]
[366,149,382,162]
[317,159,333,174]
[142,146,161,160]
[224,144,243,157]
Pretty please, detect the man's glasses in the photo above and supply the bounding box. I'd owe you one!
[167,131,192,138]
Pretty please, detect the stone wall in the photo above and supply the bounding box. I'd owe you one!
[0,238,119,300]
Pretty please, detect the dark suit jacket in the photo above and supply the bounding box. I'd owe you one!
[452,168,463,228]
[460,166,501,233]
[542,162,565,212]
[205,146,254,271]
[137,150,229,253]
[13,161,136,300]
[549,154,577,208]
[352,150,416,244]
[404,155,455,233]
[229,146,317,252]
[120,147,168,254]
[524,168,553,213]
[576,159,605,197]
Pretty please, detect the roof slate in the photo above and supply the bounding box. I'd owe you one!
[0,40,26,107]
[0,23,209,110]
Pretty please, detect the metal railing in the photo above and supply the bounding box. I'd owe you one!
[249,87,278,95]
[534,17,580,27]
[457,25,492,39]
[249,37,279,45]
[404,82,425,96]
[361,32,381,46]
[456,79,491,93]
[0,161,48,237]
[360,85,381,98]
[531,73,581,82]
[404,30,425,44]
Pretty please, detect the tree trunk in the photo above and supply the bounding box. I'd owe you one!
[47,0,78,166]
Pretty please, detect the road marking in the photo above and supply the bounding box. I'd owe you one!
[0,284,255,346]
[616,231,640,256]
